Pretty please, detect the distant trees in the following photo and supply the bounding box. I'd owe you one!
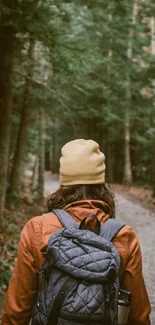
[0,0,56,218]
[49,0,154,184]
[0,0,154,220]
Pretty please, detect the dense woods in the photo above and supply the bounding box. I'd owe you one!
[0,1,155,313]
[0,0,155,222]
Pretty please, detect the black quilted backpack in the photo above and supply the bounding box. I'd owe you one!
[31,209,125,325]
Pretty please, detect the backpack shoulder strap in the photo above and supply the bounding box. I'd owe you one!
[52,209,78,229]
[100,219,125,241]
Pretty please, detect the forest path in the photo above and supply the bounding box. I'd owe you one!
[44,174,155,324]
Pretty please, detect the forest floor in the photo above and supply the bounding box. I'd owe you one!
[0,173,155,324]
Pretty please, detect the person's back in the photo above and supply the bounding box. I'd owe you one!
[2,139,151,325]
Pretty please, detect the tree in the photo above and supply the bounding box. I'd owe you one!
[38,110,45,202]
[9,38,35,198]
[123,1,137,184]
[0,1,18,219]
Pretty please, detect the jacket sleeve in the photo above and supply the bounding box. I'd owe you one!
[2,219,39,325]
[123,229,151,325]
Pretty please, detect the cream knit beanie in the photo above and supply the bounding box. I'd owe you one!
[60,139,106,186]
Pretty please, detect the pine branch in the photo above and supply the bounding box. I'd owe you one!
[72,84,90,95]
[14,70,55,94]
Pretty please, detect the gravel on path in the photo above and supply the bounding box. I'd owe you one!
[115,194,155,324]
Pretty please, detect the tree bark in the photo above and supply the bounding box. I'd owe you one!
[150,16,155,194]
[103,4,113,184]
[123,113,133,184]
[0,22,16,219]
[150,16,155,56]
[9,39,34,197]
[31,157,38,191]
[51,124,57,173]
[38,111,45,202]
[106,142,114,183]
[123,1,137,184]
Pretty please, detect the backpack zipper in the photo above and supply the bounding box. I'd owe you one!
[63,234,111,253]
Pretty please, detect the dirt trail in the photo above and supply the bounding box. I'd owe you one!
[115,195,155,324]
[44,174,155,323]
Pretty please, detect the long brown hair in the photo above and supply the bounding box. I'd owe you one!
[47,184,115,218]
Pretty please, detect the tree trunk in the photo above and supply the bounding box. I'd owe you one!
[38,111,45,202]
[151,16,155,195]
[0,22,16,219]
[123,1,137,184]
[31,157,38,192]
[114,141,123,183]
[103,5,113,184]
[123,114,133,184]
[87,117,99,142]
[9,40,34,198]
[51,125,57,173]
[49,145,53,172]
[106,142,114,183]
[150,16,155,56]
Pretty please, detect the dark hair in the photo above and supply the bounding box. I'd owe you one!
[47,184,115,218]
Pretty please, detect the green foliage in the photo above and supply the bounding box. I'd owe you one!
[0,259,12,290]
[1,0,154,183]
[45,0,154,183]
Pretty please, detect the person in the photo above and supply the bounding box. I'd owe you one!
[2,139,151,325]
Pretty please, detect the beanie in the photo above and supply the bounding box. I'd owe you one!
[60,139,106,186]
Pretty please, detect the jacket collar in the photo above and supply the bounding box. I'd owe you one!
[64,200,112,224]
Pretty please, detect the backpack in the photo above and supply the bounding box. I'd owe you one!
[31,209,125,325]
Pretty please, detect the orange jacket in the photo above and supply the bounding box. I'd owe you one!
[2,200,151,325]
